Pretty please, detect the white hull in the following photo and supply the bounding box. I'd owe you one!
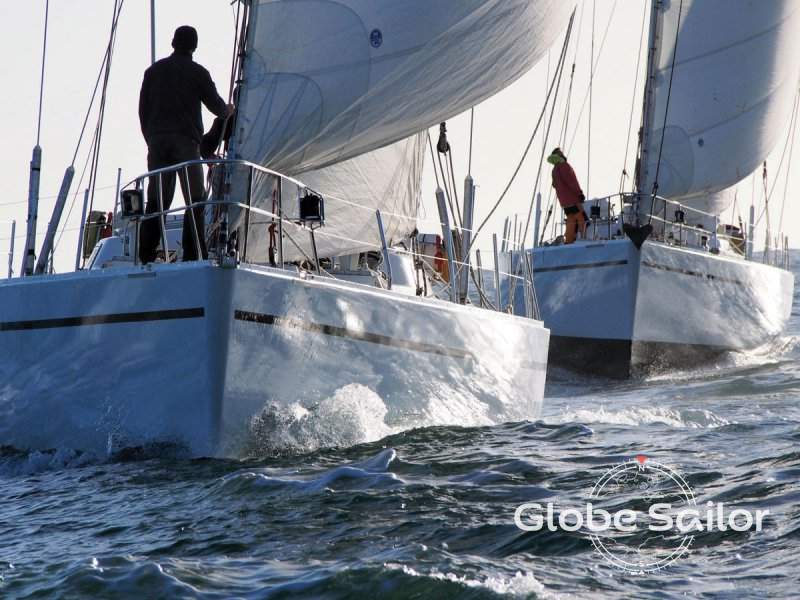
[0,262,549,457]
[506,239,793,376]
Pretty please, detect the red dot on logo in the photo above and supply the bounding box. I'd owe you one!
[636,455,647,465]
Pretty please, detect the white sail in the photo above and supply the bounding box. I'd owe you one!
[244,133,426,263]
[687,187,736,220]
[233,0,574,175]
[640,0,800,206]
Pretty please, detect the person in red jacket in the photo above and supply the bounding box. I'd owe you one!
[547,147,586,244]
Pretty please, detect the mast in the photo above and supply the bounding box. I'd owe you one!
[634,0,664,204]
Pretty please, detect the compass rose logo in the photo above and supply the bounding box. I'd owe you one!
[589,455,695,573]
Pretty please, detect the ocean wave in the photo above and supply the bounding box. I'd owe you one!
[216,448,401,496]
[0,447,100,478]
[546,405,730,429]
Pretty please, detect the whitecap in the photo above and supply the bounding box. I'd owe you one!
[387,564,555,598]
[547,405,729,429]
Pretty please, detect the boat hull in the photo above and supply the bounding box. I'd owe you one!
[512,239,793,376]
[0,262,549,456]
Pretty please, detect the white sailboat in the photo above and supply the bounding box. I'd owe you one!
[504,0,797,377]
[0,1,570,456]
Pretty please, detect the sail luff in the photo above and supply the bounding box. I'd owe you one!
[639,0,800,210]
[635,0,666,198]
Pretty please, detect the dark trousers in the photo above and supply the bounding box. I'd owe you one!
[139,134,208,263]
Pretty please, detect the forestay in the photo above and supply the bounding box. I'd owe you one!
[640,0,800,209]
[232,0,574,175]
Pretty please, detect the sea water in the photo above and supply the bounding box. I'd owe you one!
[2,256,799,598]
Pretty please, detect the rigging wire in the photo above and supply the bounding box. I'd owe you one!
[520,32,572,248]
[54,134,99,252]
[587,0,595,199]
[227,0,243,103]
[436,145,461,229]
[53,1,124,255]
[777,88,799,236]
[537,52,560,245]
[84,0,124,249]
[468,107,475,175]
[762,161,771,258]
[507,28,573,301]
[648,0,684,223]
[427,128,461,234]
[209,0,247,161]
[566,0,618,151]
[464,9,576,257]
[755,88,800,229]
[447,151,462,227]
[69,21,119,168]
[619,0,648,194]
[538,52,557,240]
[0,183,117,206]
[426,132,441,190]
[36,0,50,146]
[535,14,583,248]
[536,4,584,246]
[560,0,585,149]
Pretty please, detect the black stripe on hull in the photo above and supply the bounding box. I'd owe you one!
[0,308,205,332]
[532,260,629,274]
[234,309,475,360]
[548,335,730,379]
[642,260,747,287]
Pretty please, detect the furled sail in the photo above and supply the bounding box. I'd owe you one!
[243,133,426,263]
[233,0,575,175]
[639,0,800,207]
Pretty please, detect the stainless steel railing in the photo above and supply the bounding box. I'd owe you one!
[538,192,790,268]
[118,159,542,318]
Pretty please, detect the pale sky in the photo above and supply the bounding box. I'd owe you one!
[2,1,798,275]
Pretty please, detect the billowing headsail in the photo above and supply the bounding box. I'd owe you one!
[243,133,426,264]
[639,0,800,206]
[233,0,575,175]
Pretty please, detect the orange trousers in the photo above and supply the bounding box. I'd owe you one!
[565,205,587,244]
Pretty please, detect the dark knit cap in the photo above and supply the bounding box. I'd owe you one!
[172,26,198,52]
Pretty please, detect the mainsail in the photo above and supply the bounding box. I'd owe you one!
[639,0,800,207]
[233,0,575,175]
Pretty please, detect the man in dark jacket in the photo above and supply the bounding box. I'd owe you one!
[138,25,233,263]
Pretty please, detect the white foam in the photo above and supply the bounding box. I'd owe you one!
[388,564,555,598]
[547,405,729,429]
[643,334,800,384]
[248,384,395,453]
